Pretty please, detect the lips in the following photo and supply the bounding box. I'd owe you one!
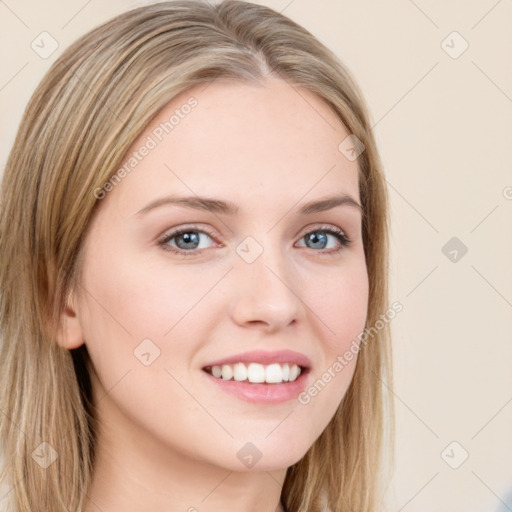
[201,351,311,402]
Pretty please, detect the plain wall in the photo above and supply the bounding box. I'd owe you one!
[1,1,511,511]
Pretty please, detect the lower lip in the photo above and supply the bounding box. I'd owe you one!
[202,368,310,403]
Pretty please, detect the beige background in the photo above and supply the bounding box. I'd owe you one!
[1,1,511,511]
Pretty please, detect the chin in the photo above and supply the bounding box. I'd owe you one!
[223,440,312,473]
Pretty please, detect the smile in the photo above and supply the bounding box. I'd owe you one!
[204,362,303,384]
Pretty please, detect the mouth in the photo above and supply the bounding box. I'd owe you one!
[202,362,309,385]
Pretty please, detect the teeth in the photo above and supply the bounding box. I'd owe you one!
[281,363,290,382]
[207,362,302,384]
[247,363,265,383]
[265,363,283,383]
[289,363,300,381]
[233,362,247,381]
[221,365,233,380]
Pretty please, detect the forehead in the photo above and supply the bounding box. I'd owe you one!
[110,77,360,215]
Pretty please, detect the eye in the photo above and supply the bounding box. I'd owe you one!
[158,226,217,256]
[157,224,351,257]
[296,225,351,254]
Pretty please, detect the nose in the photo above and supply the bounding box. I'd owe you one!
[229,243,304,332]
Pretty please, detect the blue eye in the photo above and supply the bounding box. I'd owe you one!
[158,225,351,256]
[159,228,215,255]
[296,226,351,254]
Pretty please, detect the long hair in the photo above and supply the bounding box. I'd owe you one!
[0,1,394,510]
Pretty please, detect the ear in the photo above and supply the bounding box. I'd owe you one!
[56,289,85,350]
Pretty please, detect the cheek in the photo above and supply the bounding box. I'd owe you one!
[77,244,226,388]
[80,245,212,339]
[288,260,368,443]
[308,260,369,354]
[299,259,367,392]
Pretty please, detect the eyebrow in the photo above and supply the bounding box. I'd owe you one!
[135,193,363,217]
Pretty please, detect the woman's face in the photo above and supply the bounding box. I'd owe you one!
[69,77,368,472]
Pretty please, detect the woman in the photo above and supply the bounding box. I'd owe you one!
[0,1,394,511]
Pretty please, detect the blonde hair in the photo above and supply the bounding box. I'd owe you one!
[0,1,394,511]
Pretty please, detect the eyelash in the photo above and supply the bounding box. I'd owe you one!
[157,224,351,257]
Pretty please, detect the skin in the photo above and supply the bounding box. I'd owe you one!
[58,76,369,512]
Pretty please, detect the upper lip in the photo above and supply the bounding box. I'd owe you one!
[202,349,312,369]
